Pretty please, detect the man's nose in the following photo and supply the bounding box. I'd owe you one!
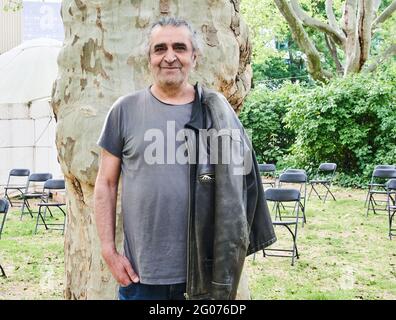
[164,49,177,63]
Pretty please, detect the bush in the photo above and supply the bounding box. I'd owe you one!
[284,68,396,187]
[240,64,396,187]
[239,82,300,164]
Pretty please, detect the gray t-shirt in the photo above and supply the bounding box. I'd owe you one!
[97,88,193,284]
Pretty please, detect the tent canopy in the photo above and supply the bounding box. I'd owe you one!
[0,38,62,104]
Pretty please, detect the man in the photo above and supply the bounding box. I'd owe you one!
[94,17,276,300]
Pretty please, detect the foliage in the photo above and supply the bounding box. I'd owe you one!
[239,82,301,164]
[284,64,396,187]
[2,0,23,12]
[240,0,288,64]
[252,55,310,89]
[241,60,396,187]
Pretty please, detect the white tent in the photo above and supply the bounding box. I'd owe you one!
[0,38,63,190]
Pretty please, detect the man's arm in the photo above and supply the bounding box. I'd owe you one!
[94,149,139,286]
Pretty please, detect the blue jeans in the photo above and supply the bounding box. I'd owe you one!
[118,282,186,300]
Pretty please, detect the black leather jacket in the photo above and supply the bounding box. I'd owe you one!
[184,85,276,300]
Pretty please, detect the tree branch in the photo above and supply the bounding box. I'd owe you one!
[326,0,344,37]
[325,34,344,75]
[274,0,332,82]
[372,0,396,28]
[366,43,396,72]
[290,0,346,47]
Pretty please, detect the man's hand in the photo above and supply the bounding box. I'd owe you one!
[102,249,140,286]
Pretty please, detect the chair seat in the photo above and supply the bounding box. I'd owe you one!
[4,186,25,190]
[273,221,297,226]
[310,179,329,183]
[38,202,66,207]
[369,190,388,194]
[22,193,44,198]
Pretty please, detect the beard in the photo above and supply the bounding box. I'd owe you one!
[155,68,186,88]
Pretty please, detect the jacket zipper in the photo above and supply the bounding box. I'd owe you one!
[184,132,193,300]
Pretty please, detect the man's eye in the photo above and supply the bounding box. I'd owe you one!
[174,46,186,51]
[154,47,166,53]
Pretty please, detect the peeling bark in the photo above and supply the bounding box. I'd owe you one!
[54,0,252,300]
[275,0,395,79]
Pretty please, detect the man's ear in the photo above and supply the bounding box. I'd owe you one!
[192,53,197,68]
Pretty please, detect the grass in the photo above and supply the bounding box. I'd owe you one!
[0,205,65,300]
[246,186,396,300]
[0,186,395,299]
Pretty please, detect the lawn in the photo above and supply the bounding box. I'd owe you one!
[0,187,395,300]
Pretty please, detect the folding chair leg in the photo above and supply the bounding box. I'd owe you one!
[0,214,6,240]
[310,184,322,200]
[0,264,6,277]
[20,199,33,220]
[35,206,49,234]
[323,184,336,202]
[389,210,395,240]
[283,224,299,266]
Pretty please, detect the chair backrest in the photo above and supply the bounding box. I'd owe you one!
[259,164,276,173]
[318,163,337,172]
[43,179,65,190]
[26,173,53,193]
[265,188,300,202]
[285,168,306,174]
[386,179,396,190]
[9,169,30,177]
[0,198,9,213]
[372,169,396,179]
[375,164,396,170]
[279,172,307,183]
[6,169,30,188]
[29,173,53,182]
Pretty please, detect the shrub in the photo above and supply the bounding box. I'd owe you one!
[239,82,300,164]
[284,68,396,187]
[240,64,396,187]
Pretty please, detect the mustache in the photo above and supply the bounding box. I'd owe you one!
[160,61,182,68]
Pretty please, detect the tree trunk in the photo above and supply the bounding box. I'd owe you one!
[275,0,396,81]
[53,0,252,300]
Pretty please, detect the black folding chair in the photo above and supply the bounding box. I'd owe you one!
[262,188,301,266]
[258,164,277,188]
[3,169,30,207]
[20,173,53,220]
[278,171,308,226]
[308,163,337,202]
[386,179,396,240]
[364,165,396,207]
[0,198,10,240]
[0,198,10,277]
[366,169,396,216]
[35,179,66,235]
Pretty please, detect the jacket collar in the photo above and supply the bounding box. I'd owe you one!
[185,83,205,131]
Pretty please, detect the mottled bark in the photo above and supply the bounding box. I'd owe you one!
[53,0,252,300]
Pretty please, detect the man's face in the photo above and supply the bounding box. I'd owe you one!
[148,25,196,89]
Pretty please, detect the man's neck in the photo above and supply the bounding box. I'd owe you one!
[150,83,195,105]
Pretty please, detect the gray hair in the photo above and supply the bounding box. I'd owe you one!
[146,17,201,58]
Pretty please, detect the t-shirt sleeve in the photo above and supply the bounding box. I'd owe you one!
[97,99,124,159]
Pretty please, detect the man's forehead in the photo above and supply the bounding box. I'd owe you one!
[150,25,192,46]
